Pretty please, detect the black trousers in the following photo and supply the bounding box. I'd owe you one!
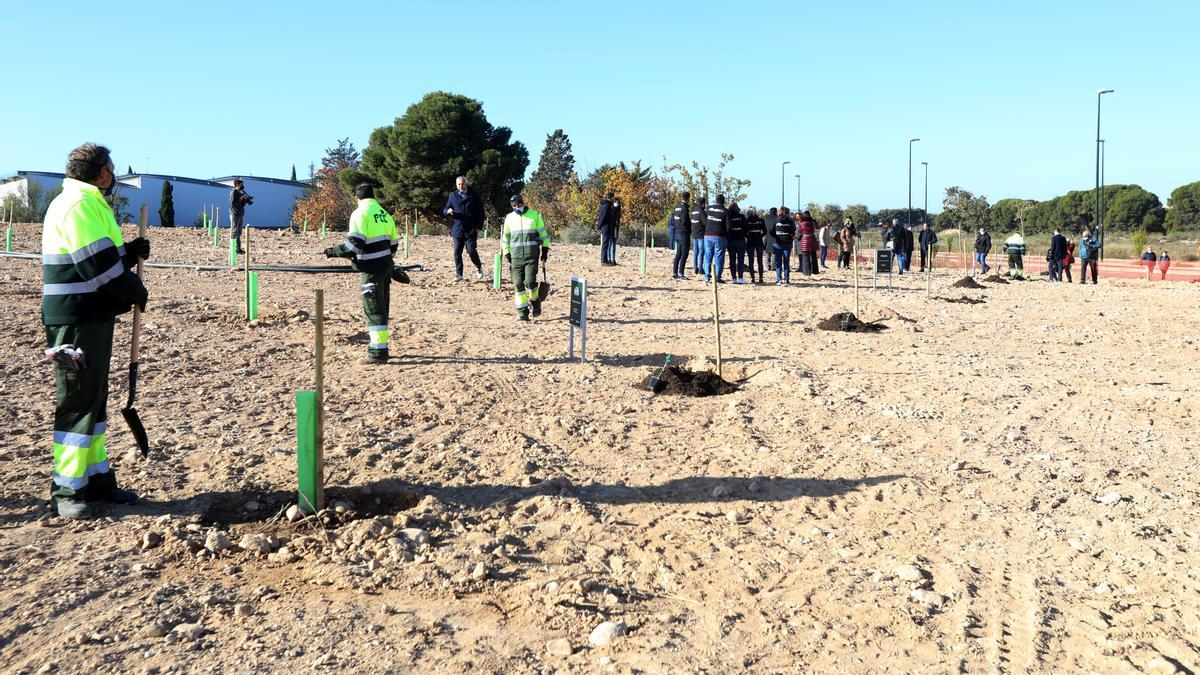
[453,234,482,277]
[231,213,244,246]
[1080,258,1098,284]
[746,244,765,280]
[672,236,689,276]
[919,247,929,270]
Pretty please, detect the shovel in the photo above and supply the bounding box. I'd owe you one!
[122,209,150,457]
[538,261,551,302]
[648,355,672,393]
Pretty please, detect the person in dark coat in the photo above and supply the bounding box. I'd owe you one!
[229,179,253,254]
[772,207,795,284]
[597,192,617,265]
[690,198,707,275]
[670,192,691,279]
[974,226,993,275]
[726,203,748,283]
[703,195,730,284]
[918,223,938,271]
[745,207,767,283]
[443,176,486,281]
[903,224,915,273]
[1048,228,1068,281]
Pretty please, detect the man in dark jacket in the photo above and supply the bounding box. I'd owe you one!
[918,223,938,271]
[690,199,707,275]
[726,203,748,283]
[903,224,916,272]
[974,227,992,275]
[670,192,691,279]
[597,192,617,265]
[1048,228,1068,282]
[443,176,486,282]
[745,207,767,283]
[229,179,253,254]
[703,195,730,284]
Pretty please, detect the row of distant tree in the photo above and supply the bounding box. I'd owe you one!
[284,90,1200,235]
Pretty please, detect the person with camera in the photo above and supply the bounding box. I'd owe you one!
[229,178,253,254]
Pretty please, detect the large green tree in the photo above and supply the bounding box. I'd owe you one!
[527,129,574,206]
[988,198,1038,233]
[342,92,528,220]
[939,186,990,231]
[1104,185,1165,232]
[1165,180,1200,230]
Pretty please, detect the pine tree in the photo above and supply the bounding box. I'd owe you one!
[158,180,175,227]
[322,138,360,172]
[290,164,297,181]
[126,165,133,175]
[528,129,575,206]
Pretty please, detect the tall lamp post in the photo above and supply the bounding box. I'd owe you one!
[780,161,791,209]
[1095,88,1113,259]
[907,138,920,227]
[921,161,929,226]
[794,175,801,212]
[1099,139,1106,234]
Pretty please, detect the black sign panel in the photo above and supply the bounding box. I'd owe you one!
[570,278,584,327]
[875,249,893,274]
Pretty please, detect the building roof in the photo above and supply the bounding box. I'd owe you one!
[116,173,229,188]
[0,170,66,186]
[210,175,310,189]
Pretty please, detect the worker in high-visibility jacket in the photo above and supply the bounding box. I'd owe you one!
[42,143,150,519]
[501,194,550,321]
[1004,231,1026,279]
[325,184,398,364]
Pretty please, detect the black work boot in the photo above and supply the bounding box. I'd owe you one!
[518,308,531,322]
[56,498,93,520]
[531,301,542,318]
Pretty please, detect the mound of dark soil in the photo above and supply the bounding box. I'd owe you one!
[952,277,987,289]
[983,275,1009,284]
[648,366,738,397]
[816,312,887,333]
[939,296,986,304]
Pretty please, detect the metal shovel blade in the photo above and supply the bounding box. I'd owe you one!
[122,361,150,457]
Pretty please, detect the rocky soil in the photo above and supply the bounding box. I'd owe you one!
[2,225,1199,673]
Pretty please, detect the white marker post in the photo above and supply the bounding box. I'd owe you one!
[568,276,587,363]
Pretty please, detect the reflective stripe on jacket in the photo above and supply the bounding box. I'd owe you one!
[502,208,550,256]
[332,198,397,273]
[41,178,147,325]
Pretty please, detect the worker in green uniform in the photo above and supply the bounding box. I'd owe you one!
[501,194,550,321]
[325,184,398,364]
[1004,231,1026,279]
[42,143,150,519]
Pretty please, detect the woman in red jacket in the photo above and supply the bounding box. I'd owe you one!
[797,212,819,276]
[1158,251,1171,280]
[1061,238,1075,283]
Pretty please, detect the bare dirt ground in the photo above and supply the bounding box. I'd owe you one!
[2,224,1199,674]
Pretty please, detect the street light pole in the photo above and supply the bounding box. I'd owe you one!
[1100,139,1106,234]
[908,138,920,228]
[780,161,791,209]
[1095,88,1113,259]
[794,175,801,212]
[921,161,929,226]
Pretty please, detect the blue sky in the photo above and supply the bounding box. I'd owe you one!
[4,0,1197,213]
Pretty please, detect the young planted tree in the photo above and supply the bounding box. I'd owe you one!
[158,181,175,227]
[940,186,990,232]
[661,153,751,205]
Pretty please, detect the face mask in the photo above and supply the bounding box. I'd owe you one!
[513,206,525,214]
[103,169,117,197]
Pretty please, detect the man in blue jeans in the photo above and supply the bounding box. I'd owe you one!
[690,198,706,276]
[703,194,730,284]
[973,226,992,275]
[596,192,617,265]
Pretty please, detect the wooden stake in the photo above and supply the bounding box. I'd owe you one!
[853,238,860,316]
[927,244,933,296]
[711,259,722,379]
[314,289,325,510]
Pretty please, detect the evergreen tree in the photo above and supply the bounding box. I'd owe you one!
[527,129,575,205]
[290,164,297,181]
[158,180,175,227]
[323,138,360,172]
[126,165,133,175]
[342,91,528,217]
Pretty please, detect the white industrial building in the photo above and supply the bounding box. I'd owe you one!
[1,170,309,228]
